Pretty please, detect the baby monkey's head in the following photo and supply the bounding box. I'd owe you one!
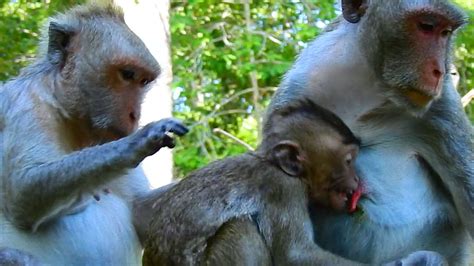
[262,99,361,212]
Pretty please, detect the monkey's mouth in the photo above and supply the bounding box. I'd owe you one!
[328,184,363,213]
[347,185,363,213]
[405,89,434,107]
[328,187,355,212]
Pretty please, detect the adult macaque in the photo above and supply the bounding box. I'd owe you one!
[0,3,187,265]
[265,0,472,264]
[143,99,365,265]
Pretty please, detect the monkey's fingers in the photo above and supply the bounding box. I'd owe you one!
[162,134,176,149]
[165,119,189,136]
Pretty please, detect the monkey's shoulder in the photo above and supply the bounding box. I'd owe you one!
[151,153,300,220]
[176,153,273,180]
[177,152,298,195]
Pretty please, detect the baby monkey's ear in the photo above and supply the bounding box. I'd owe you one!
[272,140,305,177]
[341,0,367,23]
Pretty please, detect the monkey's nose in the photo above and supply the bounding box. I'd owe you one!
[423,60,445,93]
[129,112,137,122]
[430,69,443,88]
[433,69,442,79]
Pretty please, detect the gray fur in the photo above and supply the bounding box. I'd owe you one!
[142,100,446,266]
[268,0,473,264]
[0,3,186,265]
[142,101,368,265]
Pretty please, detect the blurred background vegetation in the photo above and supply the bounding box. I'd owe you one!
[0,0,472,177]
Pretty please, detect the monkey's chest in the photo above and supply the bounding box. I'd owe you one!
[1,194,142,266]
[312,145,459,263]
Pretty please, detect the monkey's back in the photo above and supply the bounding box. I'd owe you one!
[143,153,289,265]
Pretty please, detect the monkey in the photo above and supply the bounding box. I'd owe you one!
[142,99,445,266]
[0,3,187,265]
[219,0,471,264]
[142,99,361,265]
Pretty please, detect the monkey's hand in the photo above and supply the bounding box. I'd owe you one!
[123,118,188,167]
[384,251,447,266]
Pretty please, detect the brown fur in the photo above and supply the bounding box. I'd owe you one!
[142,99,362,265]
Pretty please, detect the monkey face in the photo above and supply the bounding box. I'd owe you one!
[305,137,360,213]
[102,62,159,136]
[358,0,466,113]
[56,20,161,141]
[72,62,159,141]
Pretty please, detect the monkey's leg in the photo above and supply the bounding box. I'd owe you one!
[203,217,271,266]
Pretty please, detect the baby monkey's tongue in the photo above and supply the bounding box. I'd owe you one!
[348,185,363,213]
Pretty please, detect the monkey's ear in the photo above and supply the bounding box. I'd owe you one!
[341,0,367,23]
[47,21,75,66]
[272,141,305,177]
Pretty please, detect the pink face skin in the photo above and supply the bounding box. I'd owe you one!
[403,12,459,107]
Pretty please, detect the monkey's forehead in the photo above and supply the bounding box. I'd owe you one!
[313,132,347,150]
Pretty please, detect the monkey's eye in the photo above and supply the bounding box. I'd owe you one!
[417,22,435,33]
[345,153,353,165]
[140,78,151,86]
[441,28,453,37]
[120,69,136,81]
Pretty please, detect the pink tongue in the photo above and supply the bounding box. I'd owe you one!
[348,186,363,213]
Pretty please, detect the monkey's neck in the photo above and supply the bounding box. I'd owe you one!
[302,66,384,128]
[59,118,101,151]
[286,23,386,128]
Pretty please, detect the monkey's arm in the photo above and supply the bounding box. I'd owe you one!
[422,85,474,237]
[2,119,187,231]
[262,182,447,266]
[260,181,365,266]
[268,203,447,265]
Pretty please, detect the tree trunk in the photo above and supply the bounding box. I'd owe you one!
[115,0,174,188]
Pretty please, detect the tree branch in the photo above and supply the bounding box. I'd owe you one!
[462,89,474,107]
[213,128,255,151]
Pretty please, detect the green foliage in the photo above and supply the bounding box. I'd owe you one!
[171,1,474,176]
[0,1,472,177]
[0,0,83,81]
[171,1,338,177]
[453,0,474,121]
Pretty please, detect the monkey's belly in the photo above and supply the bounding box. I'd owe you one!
[311,145,467,263]
[0,194,141,266]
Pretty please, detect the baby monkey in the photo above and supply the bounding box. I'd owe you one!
[143,98,363,265]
